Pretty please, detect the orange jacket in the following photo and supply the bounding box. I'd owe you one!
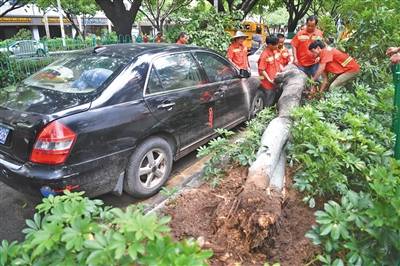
[291,29,323,67]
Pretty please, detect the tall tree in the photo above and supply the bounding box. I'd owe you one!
[282,0,313,32]
[37,0,98,39]
[309,0,342,19]
[0,0,29,17]
[95,0,141,36]
[139,0,192,32]
[205,0,260,17]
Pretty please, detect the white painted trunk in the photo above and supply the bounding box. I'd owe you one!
[246,64,307,192]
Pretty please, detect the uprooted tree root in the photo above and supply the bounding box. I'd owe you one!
[213,185,284,252]
[164,166,317,265]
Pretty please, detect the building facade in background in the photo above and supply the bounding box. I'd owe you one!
[0,3,158,40]
[0,4,111,40]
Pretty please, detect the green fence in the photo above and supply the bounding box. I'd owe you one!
[0,35,135,88]
[0,34,133,55]
[0,54,55,88]
[393,63,400,159]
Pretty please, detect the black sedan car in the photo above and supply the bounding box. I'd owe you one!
[0,44,266,198]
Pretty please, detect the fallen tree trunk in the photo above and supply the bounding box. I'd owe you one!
[214,64,307,251]
[245,64,307,192]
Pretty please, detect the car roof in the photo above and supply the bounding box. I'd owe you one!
[86,43,212,59]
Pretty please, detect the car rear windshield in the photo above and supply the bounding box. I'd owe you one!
[24,54,130,93]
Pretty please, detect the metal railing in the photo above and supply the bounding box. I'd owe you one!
[0,35,135,87]
[392,63,400,159]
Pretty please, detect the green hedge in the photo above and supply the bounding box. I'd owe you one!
[289,85,400,265]
[0,191,212,266]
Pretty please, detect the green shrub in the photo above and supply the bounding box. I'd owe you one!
[166,10,242,55]
[13,29,33,41]
[289,86,400,265]
[289,85,394,203]
[0,191,212,266]
[306,161,400,265]
[197,107,276,186]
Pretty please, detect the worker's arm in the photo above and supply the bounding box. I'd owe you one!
[313,63,326,81]
[319,72,329,92]
[292,46,298,64]
[262,70,273,83]
[391,53,400,64]
[386,47,400,56]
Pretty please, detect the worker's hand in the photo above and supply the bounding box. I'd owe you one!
[293,58,299,66]
[315,57,320,63]
[390,53,400,64]
[386,47,399,56]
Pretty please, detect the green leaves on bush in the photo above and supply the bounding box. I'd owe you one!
[0,191,212,266]
[166,10,243,55]
[290,85,400,265]
[289,85,394,202]
[197,107,275,185]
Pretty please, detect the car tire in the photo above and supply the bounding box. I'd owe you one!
[249,90,265,119]
[36,49,45,57]
[124,137,173,198]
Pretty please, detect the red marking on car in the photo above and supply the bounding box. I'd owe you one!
[54,184,80,193]
[208,107,214,128]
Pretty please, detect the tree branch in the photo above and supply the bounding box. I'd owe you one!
[0,0,26,17]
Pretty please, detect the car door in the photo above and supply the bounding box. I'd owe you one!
[144,52,219,150]
[193,51,248,129]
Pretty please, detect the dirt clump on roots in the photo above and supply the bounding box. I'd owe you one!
[164,166,319,265]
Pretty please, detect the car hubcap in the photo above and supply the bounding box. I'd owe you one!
[139,149,167,189]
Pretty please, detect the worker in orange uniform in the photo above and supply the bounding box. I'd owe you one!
[386,46,400,64]
[154,32,164,43]
[291,15,323,76]
[309,40,360,92]
[258,35,283,106]
[176,32,189,44]
[227,31,250,72]
[277,33,291,66]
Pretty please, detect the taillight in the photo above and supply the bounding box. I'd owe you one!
[30,121,76,165]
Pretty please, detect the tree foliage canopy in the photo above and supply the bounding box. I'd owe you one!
[37,0,98,38]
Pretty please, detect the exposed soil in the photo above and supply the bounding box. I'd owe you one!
[164,166,319,266]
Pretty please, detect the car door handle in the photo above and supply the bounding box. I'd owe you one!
[214,90,225,98]
[157,102,176,110]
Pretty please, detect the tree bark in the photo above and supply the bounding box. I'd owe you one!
[96,0,141,36]
[0,0,26,17]
[284,0,313,33]
[64,12,84,39]
[245,64,307,192]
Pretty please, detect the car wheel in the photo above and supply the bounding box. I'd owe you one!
[36,49,45,57]
[249,90,265,119]
[124,137,173,198]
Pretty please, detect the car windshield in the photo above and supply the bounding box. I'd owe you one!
[24,54,129,93]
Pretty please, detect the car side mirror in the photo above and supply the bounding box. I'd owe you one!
[239,69,251,78]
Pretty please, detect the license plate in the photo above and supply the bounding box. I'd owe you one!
[0,126,10,144]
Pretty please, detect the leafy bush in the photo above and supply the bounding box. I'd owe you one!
[43,37,94,52]
[197,107,276,185]
[289,85,394,203]
[306,161,400,265]
[0,191,212,265]
[166,9,242,55]
[13,29,33,41]
[289,86,400,265]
